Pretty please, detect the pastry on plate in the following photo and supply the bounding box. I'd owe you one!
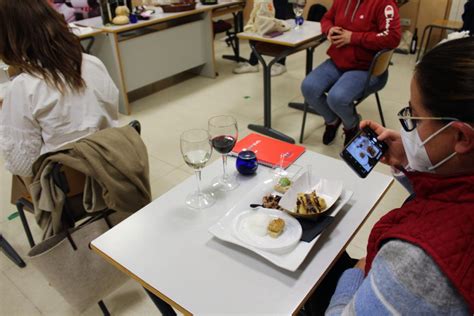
[267,218,285,238]
[296,191,327,214]
[262,194,282,209]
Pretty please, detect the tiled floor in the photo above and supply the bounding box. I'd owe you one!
[0,37,415,315]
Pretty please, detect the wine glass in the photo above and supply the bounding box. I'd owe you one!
[293,0,306,30]
[208,115,239,191]
[180,129,215,209]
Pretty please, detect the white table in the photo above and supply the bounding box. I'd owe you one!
[91,151,393,315]
[238,21,325,144]
[78,1,246,115]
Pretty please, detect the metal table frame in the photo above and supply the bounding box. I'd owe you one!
[248,36,325,144]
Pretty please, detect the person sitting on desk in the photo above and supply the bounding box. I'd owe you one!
[301,0,401,146]
[0,0,118,183]
[233,0,294,77]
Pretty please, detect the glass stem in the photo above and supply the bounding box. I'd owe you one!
[222,154,228,180]
[195,169,202,196]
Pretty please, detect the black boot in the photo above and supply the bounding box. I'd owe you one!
[322,118,342,145]
[343,125,360,146]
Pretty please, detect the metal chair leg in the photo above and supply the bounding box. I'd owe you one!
[375,93,386,127]
[0,234,26,268]
[98,300,110,316]
[416,25,430,62]
[16,200,35,248]
[299,102,309,144]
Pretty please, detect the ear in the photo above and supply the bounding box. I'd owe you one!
[453,122,474,154]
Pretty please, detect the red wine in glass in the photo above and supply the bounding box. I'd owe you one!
[211,135,236,154]
[208,115,239,191]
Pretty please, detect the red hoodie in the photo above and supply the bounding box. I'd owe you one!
[321,0,401,70]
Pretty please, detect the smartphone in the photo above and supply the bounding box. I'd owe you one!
[340,127,387,178]
[264,31,284,38]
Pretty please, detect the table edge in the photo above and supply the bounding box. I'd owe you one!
[291,177,395,315]
[90,243,192,315]
[238,33,324,48]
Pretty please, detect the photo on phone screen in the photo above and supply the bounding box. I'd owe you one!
[340,127,387,178]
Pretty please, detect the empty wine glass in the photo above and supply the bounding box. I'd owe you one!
[292,0,306,30]
[208,115,239,191]
[180,129,215,209]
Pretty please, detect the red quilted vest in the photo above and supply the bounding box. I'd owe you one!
[365,171,474,312]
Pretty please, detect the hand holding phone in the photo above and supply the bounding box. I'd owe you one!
[360,120,408,167]
[340,127,388,178]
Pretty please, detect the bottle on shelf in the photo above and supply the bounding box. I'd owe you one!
[410,28,418,54]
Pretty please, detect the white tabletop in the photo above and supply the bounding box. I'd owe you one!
[91,151,393,315]
[238,20,323,47]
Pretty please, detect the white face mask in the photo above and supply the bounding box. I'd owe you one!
[400,122,457,172]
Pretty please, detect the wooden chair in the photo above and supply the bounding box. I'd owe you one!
[416,19,463,62]
[299,49,394,144]
[15,120,177,316]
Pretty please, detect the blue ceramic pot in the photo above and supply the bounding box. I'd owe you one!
[236,150,258,175]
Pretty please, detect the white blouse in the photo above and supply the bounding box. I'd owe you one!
[0,54,119,177]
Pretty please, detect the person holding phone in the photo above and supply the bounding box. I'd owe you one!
[320,38,474,315]
[0,0,118,180]
[301,0,401,146]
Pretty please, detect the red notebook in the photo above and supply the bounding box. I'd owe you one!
[232,133,306,168]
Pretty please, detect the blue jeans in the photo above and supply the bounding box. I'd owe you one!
[301,59,388,129]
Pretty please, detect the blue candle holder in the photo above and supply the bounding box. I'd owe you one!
[236,150,258,175]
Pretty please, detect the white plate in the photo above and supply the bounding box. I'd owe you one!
[209,189,353,271]
[279,172,343,215]
[232,208,302,253]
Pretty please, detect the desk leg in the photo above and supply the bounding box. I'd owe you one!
[288,46,320,116]
[222,11,248,63]
[144,288,177,316]
[0,234,26,268]
[248,42,295,144]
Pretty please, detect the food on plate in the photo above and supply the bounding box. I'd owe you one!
[296,191,327,214]
[267,218,285,238]
[262,194,282,209]
[245,213,271,237]
[274,177,292,193]
[367,146,376,158]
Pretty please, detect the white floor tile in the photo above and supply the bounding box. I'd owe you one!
[0,272,41,315]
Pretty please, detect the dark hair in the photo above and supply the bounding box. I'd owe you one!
[0,0,85,93]
[415,37,474,123]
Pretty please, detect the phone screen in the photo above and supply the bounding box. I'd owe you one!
[340,128,387,178]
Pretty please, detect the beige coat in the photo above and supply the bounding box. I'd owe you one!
[30,125,151,237]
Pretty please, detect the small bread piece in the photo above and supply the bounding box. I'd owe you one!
[268,218,285,238]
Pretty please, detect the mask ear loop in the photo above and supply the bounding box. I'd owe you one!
[427,152,457,171]
[419,121,456,146]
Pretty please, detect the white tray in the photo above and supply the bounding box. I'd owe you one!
[209,189,353,271]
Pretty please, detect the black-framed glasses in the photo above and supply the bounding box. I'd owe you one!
[397,106,458,132]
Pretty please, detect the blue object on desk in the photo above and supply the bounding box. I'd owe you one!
[295,16,304,26]
[236,150,258,175]
[129,14,138,24]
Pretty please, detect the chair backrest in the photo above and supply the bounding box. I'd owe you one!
[307,4,328,22]
[370,49,395,77]
[53,120,142,227]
